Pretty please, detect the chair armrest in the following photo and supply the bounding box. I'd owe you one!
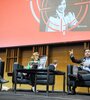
[12,63,24,83]
[0,61,4,78]
[67,64,73,75]
[13,69,17,83]
[67,65,79,82]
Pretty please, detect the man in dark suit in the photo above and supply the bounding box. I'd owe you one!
[0,58,9,84]
[68,49,90,94]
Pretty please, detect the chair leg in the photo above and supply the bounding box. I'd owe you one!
[0,83,2,91]
[46,84,49,96]
[52,85,54,92]
[13,83,16,93]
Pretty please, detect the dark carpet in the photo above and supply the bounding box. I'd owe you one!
[0,90,90,100]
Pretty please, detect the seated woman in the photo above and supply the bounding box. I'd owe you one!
[27,52,40,69]
[26,52,40,92]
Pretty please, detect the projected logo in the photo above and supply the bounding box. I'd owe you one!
[29,0,90,34]
[29,0,40,23]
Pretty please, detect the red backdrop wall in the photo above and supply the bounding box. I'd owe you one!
[0,0,90,48]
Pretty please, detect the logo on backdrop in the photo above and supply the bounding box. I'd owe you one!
[29,0,40,23]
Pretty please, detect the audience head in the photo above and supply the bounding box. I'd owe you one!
[53,60,58,68]
[53,60,58,64]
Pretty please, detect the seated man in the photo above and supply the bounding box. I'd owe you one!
[0,58,9,84]
[68,49,90,94]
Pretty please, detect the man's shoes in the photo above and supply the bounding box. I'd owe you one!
[67,90,72,95]
[1,86,9,91]
[0,79,9,83]
[67,90,70,95]
[71,89,76,95]
[67,90,76,95]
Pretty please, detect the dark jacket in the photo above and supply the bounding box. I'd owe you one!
[70,54,90,66]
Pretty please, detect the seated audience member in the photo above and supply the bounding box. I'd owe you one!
[68,49,90,94]
[49,60,58,70]
[26,52,40,92]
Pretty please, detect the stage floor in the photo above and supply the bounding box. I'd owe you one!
[0,90,90,100]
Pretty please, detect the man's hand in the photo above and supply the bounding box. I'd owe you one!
[69,49,73,55]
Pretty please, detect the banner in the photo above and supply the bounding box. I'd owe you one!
[0,0,90,47]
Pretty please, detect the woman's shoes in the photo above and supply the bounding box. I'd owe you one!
[31,87,38,92]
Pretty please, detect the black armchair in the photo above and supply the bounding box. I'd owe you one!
[67,64,90,94]
[12,62,32,92]
[12,63,55,94]
[35,64,55,94]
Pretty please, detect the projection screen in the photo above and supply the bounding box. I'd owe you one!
[0,0,90,48]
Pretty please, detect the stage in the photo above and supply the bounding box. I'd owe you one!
[0,90,90,100]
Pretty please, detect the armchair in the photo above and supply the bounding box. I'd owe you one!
[35,64,55,94]
[12,62,32,92]
[67,64,90,94]
[12,62,55,94]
